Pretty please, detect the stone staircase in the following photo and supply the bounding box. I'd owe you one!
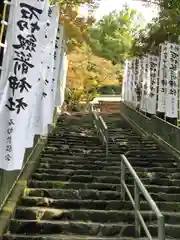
[104,113,180,239]
[3,113,180,239]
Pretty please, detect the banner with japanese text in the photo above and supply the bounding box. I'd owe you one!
[26,0,50,148]
[130,60,135,104]
[143,56,151,113]
[140,57,148,112]
[34,4,59,136]
[165,43,180,118]
[134,58,139,104]
[157,43,168,113]
[122,61,128,101]
[55,25,64,106]
[0,0,48,170]
[48,24,64,124]
[59,52,68,107]
[126,61,131,102]
[147,55,159,114]
[138,58,144,104]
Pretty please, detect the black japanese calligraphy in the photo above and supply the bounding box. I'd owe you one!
[8,76,32,95]
[5,97,28,114]
[7,128,13,134]
[5,154,11,161]
[16,97,28,114]
[8,76,19,96]
[19,77,32,93]
[42,92,47,98]
[149,56,159,100]
[169,89,177,95]
[48,7,52,17]
[20,3,42,20]
[8,119,14,126]
[13,34,37,52]
[17,20,28,31]
[6,145,12,152]
[14,51,34,69]
[5,97,16,111]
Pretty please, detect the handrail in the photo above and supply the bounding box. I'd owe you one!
[90,104,108,160]
[120,154,165,240]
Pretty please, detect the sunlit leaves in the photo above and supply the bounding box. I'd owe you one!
[88,6,143,64]
[133,0,180,55]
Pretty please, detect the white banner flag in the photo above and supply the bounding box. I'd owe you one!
[48,24,64,124]
[59,53,68,107]
[122,61,128,101]
[134,58,139,103]
[26,0,50,148]
[0,0,48,170]
[34,5,59,136]
[157,43,168,113]
[55,26,64,106]
[42,5,59,134]
[126,61,131,102]
[130,60,136,104]
[147,55,159,114]
[140,56,149,112]
[138,58,144,104]
[165,43,180,118]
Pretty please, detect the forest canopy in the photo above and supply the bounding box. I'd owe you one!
[132,0,180,55]
[0,0,158,107]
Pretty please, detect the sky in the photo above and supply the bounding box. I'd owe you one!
[80,0,159,23]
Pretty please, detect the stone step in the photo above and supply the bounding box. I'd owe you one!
[125,151,172,157]
[18,197,134,210]
[43,148,105,154]
[41,151,122,157]
[39,154,117,160]
[38,161,122,168]
[48,136,99,141]
[39,163,121,171]
[27,180,180,195]
[148,192,180,202]
[39,162,122,171]
[39,154,176,164]
[128,156,176,162]
[14,207,180,225]
[127,161,176,168]
[35,167,180,175]
[39,155,177,164]
[32,171,180,183]
[7,219,149,237]
[126,177,180,187]
[44,144,165,152]
[3,234,168,240]
[19,197,180,212]
[38,161,178,172]
[24,188,121,200]
[47,137,99,142]
[39,154,176,163]
[43,147,106,153]
[28,181,119,191]
[8,219,180,238]
[32,173,121,184]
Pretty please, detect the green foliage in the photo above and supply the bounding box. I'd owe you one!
[98,84,121,95]
[50,0,100,8]
[88,6,143,64]
[132,0,180,55]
